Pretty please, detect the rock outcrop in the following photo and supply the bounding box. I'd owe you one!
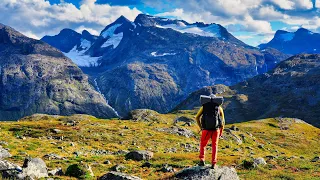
[174,166,239,180]
[0,23,118,120]
[99,171,141,180]
[125,150,154,161]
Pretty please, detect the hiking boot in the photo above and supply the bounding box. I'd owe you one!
[211,164,217,169]
[199,160,205,166]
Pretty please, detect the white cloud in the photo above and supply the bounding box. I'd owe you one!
[0,0,141,39]
[270,0,295,10]
[243,15,273,33]
[257,6,286,20]
[75,26,100,36]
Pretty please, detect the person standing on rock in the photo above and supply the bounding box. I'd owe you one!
[195,94,225,169]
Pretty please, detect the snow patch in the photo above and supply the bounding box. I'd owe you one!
[155,23,221,37]
[101,32,123,48]
[79,39,91,50]
[131,22,137,29]
[64,46,100,67]
[101,24,122,38]
[151,52,176,57]
[278,32,294,41]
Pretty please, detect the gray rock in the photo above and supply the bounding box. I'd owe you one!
[175,166,239,180]
[161,164,174,173]
[43,153,62,160]
[103,160,111,165]
[111,164,126,172]
[99,171,141,180]
[230,125,239,131]
[156,127,195,138]
[48,168,64,176]
[125,150,153,161]
[311,156,320,162]
[22,157,48,179]
[253,157,267,166]
[174,116,194,124]
[0,147,11,159]
[142,162,152,168]
[51,129,61,133]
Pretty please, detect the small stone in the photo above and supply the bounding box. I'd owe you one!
[99,171,141,180]
[103,160,111,165]
[253,157,267,166]
[311,156,320,162]
[48,168,64,176]
[111,164,126,172]
[230,125,239,131]
[52,129,61,134]
[258,144,264,149]
[161,164,174,172]
[142,162,152,168]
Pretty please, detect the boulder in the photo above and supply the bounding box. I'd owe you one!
[253,157,267,166]
[22,157,48,179]
[111,164,126,172]
[99,171,141,180]
[65,163,94,179]
[0,160,22,179]
[125,150,153,161]
[43,153,62,160]
[311,156,320,162]
[48,168,64,176]
[174,166,239,180]
[156,127,195,138]
[0,147,11,159]
[174,116,194,124]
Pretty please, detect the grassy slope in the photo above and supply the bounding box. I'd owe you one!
[0,112,319,180]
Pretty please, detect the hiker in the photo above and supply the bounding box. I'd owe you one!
[195,94,225,169]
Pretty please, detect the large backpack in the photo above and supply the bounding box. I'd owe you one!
[201,101,222,130]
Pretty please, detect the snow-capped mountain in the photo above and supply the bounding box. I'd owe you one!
[259,28,320,54]
[41,29,99,67]
[41,14,289,117]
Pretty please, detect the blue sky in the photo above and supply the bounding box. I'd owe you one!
[0,0,320,46]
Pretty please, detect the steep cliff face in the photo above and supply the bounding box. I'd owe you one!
[174,54,320,127]
[0,23,118,120]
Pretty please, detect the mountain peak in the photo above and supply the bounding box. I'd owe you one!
[114,15,131,24]
[295,27,313,35]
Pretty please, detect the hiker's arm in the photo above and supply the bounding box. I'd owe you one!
[219,106,225,136]
[195,107,203,130]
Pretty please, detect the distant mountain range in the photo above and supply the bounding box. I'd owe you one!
[41,14,289,117]
[0,23,118,120]
[259,28,320,54]
[174,54,320,127]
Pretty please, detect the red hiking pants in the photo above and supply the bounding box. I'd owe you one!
[199,129,221,165]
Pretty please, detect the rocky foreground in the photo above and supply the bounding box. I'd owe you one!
[0,110,319,179]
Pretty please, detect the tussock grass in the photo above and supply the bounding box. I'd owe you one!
[0,114,319,179]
